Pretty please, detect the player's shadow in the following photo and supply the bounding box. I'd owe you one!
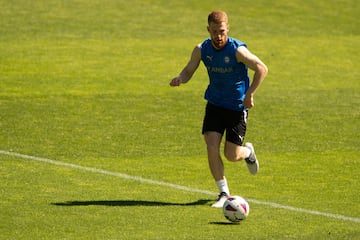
[51,199,212,207]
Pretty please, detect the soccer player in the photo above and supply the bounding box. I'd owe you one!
[170,11,268,207]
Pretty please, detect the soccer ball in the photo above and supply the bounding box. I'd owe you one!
[223,196,250,222]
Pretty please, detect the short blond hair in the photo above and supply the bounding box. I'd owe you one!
[208,11,228,25]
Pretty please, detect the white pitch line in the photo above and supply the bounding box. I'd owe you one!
[1,150,359,223]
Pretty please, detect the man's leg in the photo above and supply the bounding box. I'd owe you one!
[224,141,249,162]
[204,131,230,208]
[224,141,259,175]
[204,131,224,181]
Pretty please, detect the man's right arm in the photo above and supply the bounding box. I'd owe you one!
[170,44,201,87]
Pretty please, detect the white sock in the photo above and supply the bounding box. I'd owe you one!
[216,178,230,196]
[243,146,251,158]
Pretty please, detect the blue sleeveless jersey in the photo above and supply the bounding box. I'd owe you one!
[200,37,249,111]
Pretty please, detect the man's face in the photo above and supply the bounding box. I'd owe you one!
[207,21,229,50]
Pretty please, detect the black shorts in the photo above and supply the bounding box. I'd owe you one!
[202,103,248,145]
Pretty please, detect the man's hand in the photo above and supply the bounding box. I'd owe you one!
[169,77,182,87]
[243,93,254,109]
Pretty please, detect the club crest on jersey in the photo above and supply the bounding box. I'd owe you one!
[224,56,230,63]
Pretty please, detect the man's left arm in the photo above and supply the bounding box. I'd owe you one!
[236,46,268,108]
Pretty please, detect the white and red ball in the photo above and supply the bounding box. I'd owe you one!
[223,196,250,222]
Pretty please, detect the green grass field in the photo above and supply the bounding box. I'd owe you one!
[1,0,359,239]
